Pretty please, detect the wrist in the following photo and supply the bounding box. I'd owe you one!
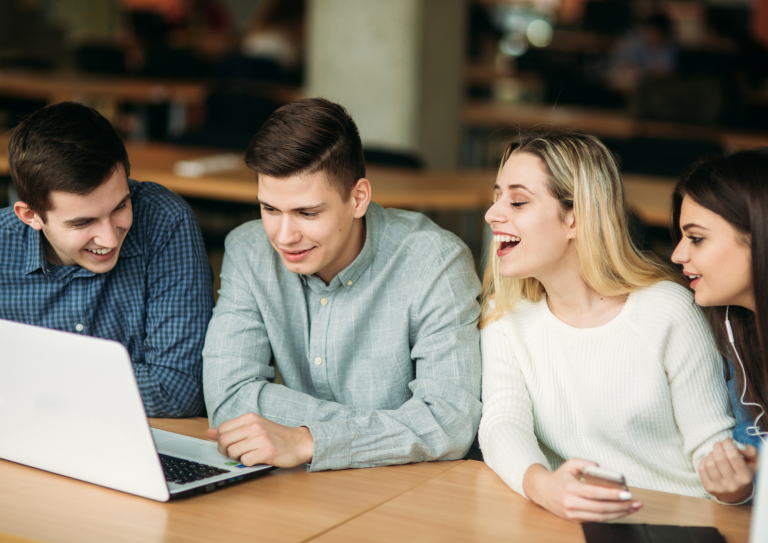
[523,464,549,504]
[713,483,755,505]
[298,426,314,464]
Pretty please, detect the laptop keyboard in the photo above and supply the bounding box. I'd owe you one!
[159,454,230,485]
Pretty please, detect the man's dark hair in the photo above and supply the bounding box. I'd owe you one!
[9,101,130,219]
[244,98,365,200]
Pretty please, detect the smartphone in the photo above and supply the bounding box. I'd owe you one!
[581,466,628,491]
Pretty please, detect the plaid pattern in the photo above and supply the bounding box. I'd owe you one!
[0,181,213,417]
[203,203,482,471]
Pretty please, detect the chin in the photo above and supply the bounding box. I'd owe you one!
[498,263,529,280]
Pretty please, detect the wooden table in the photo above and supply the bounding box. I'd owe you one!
[0,418,461,543]
[463,100,768,153]
[313,460,752,543]
[0,136,675,227]
[0,418,752,543]
[0,70,207,107]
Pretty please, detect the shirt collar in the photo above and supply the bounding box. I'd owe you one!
[300,202,382,291]
[23,228,47,275]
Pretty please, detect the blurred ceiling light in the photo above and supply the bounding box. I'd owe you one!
[500,33,528,57]
[526,19,553,48]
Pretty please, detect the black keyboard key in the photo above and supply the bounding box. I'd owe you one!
[159,454,230,485]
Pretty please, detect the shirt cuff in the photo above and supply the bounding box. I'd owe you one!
[303,420,352,472]
[713,483,755,506]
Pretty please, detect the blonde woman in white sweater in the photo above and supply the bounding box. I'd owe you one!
[479,132,735,523]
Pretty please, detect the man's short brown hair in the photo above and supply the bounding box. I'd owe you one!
[244,98,365,200]
[9,101,130,219]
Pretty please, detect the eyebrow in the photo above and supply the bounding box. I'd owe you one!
[681,223,709,232]
[493,183,534,195]
[256,198,327,212]
[63,193,132,226]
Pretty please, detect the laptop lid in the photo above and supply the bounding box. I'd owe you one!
[0,319,170,501]
[751,448,767,543]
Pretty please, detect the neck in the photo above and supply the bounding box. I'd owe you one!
[316,216,366,285]
[536,249,627,328]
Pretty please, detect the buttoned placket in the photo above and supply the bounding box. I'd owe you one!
[304,277,340,401]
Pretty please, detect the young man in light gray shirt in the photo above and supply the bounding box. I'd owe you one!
[203,98,481,471]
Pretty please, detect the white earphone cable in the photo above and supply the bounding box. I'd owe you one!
[725,305,768,444]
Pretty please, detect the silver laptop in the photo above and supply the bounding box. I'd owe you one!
[751,446,767,542]
[0,318,274,501]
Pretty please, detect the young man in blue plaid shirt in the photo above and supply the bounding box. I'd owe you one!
[0,102,212,417]
[203,98,482,470]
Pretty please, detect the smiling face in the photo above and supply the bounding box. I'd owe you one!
[485,152,576,281]
[16,165,133,274]
[258,170,370,284]
[671,195,754,310]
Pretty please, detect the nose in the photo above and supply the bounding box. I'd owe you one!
[670,238,688,265]
[93,217,120,248]
[485,198,506,226]
[276,214,301,246]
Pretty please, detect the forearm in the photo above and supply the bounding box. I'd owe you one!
[479,417,550,498]
[305,388,482,471]
[134,363,204,417]
[206,376,360,428]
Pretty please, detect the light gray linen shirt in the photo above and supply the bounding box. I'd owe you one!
[203,203,482,471]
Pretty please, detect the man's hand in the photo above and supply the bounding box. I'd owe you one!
[205,413,314,468]
[523,460,642,523]
[699,438,759,504]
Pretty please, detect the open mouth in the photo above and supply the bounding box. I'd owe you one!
[84,247,116,260]
[494,234,520,256]
[687,274,701,288]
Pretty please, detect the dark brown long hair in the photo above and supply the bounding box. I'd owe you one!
[672,149,768,419]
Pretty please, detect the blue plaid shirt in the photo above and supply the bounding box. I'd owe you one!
[0,180,213,417]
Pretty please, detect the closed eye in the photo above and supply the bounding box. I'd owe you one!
[511,202,528,207]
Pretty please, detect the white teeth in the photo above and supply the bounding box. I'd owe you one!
[86,248,112,255]
[689,275,701,280]
[493,234,520,243]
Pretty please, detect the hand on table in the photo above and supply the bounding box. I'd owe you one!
[205,413,314,468]
[523,459,642,523]
[699,438,758,504]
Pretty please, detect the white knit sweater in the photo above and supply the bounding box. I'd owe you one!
[479,281,735,499]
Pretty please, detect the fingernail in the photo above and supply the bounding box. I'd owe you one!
[619,491,632,500]
[632,502,643,509]
[734,441,747,451]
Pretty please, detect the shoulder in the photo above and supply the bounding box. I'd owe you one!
[0,206,22,231]
[627,280,712,344]
[129,180,195,224]
[223,219,272,256]
[373,205,471,268]
[629,281,700,320]
[481,298,545,341]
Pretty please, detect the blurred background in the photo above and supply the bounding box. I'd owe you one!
[2,0,767,285]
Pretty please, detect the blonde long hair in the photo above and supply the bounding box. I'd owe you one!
[480,131,685,328]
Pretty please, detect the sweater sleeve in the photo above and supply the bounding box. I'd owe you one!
[655,289,735,472]
[478,320,550,498]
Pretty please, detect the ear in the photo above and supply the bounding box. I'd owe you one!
[565,209,576,240]
[350,178,372,219]
[14,202,44,231]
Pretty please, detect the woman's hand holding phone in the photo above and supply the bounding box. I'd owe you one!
[522,459,643,523]
[699,438,759,504]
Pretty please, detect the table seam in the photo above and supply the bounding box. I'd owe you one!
[298,460,468,543]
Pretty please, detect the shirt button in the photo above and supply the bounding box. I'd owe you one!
[320,298,328,306]
[314,357,323,365]
[75,324,84,332]
[347,280,353,286]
